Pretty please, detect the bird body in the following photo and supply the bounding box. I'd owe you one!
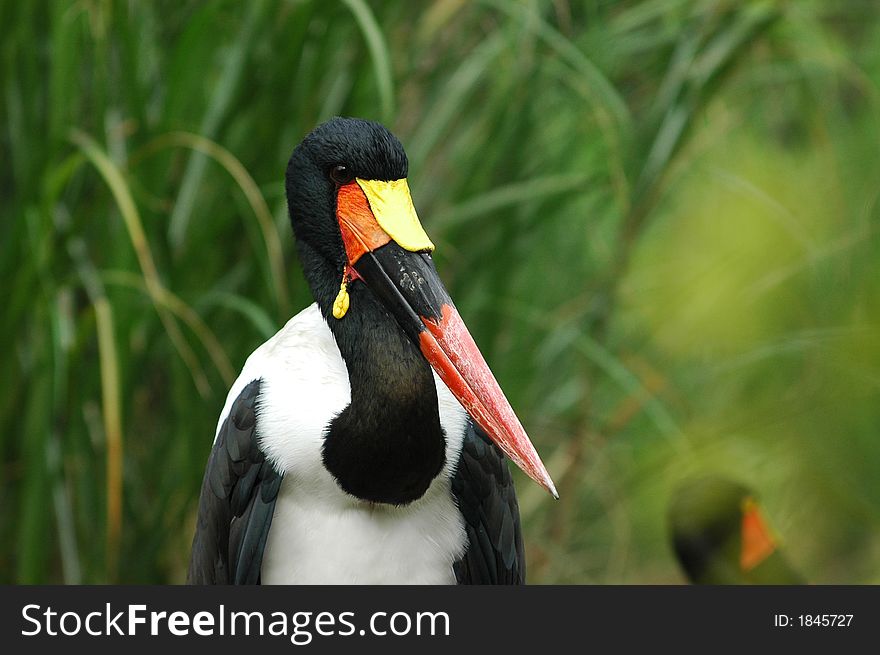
[216,304,468,584]
[188,118,554,585]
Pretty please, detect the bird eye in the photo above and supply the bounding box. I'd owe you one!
[329,165,354,186]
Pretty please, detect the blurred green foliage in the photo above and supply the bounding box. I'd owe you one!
[2,0,878,584]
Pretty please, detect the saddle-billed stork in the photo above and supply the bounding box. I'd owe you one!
[187,117,556,584]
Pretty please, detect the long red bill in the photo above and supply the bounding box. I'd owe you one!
[418,304,558,498]
[339,178,557,497]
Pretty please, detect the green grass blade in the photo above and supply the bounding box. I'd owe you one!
[70,129,215,396]
[342,0,395,122]
[166,1,266,250]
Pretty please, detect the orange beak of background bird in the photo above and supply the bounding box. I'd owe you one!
[739,498,777,571]
[333,178,558,498]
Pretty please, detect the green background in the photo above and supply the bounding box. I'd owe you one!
[2,0,878,583]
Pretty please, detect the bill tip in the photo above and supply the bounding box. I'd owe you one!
[545,476,559,500]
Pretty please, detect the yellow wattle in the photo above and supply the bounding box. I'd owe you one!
[332,279,350,319]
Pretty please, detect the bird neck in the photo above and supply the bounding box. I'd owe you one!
[321,277,447,506]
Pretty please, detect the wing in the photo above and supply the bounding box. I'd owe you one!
[187,378,283,584]
[451,419,526,584]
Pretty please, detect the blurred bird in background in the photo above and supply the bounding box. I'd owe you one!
[669,477,804,584]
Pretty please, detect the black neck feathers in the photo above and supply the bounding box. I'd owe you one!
[321,281,446,506]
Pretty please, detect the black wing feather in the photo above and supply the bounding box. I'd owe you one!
[451,420,526,584]
[187,379,282,584]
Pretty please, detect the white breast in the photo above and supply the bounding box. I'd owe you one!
[215,303,469,584]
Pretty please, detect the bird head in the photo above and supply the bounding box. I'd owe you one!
[285,117,557,498]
